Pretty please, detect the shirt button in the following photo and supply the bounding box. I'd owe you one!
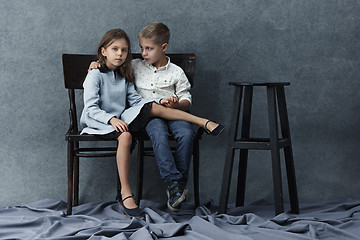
[153,91,155,93]
[154,70,157,73]
[151,84,153,86]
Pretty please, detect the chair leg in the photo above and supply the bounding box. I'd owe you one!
[267,86,284,215]
[116,168,121,199]
[219,86,243,214]
[136,140,144,206]
[67,141,74,215]
[276,86,299,214]
[193,138,200,208]
[73,142,79,206]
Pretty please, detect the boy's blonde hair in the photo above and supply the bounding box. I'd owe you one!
[138,22,170,45]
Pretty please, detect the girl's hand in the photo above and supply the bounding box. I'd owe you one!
[88,61,101,72]
[161,96,179,108]
[109,117,129,132]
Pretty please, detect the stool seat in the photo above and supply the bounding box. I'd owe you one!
[219,81,299,215]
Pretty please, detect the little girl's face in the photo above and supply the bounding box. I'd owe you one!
[101,38,129,70]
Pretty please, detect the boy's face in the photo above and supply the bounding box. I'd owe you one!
[139,38,168,68]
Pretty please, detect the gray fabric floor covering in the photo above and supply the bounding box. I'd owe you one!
[0,198,360,240]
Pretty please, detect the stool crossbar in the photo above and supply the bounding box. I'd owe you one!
[219,82,299,215]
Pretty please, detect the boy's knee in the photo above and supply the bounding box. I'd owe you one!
[148,129,169,141]
[177,129,195,142]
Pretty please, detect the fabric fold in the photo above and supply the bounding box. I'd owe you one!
[1,198,360,239]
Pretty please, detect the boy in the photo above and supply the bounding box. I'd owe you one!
[89,22,195,211]
[135,23,194,211]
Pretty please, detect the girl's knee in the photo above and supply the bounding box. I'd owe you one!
[150,102,162,115]
[117,132,132,146]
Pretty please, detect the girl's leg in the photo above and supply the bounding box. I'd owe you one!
[116,132,137,209]
[150,103,220,132]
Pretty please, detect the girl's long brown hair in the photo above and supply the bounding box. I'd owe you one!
[97,29,135,82]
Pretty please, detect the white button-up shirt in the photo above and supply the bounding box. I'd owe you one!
[132,57,192,105]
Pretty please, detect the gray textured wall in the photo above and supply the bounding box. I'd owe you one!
[1,0,360,207]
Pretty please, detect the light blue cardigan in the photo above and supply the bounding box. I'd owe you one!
[80,68,154,135]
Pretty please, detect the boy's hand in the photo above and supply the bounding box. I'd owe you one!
[160,96,180,109]
[88,61,101,72]
[109,117,129,132]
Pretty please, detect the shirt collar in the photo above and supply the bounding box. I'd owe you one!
[99,64,121,75]
[143,56,171,71]
[99,64,112,73]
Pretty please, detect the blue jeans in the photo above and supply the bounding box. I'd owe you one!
[145,118,196,186]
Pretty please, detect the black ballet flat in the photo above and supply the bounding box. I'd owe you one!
[204,120,225,137]
[116,194,143,218]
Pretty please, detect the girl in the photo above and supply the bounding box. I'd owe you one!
[80,29,224,218]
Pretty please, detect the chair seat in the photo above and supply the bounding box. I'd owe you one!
[67,127,204,142]
[135,127,204,140]
[65,131,117,142]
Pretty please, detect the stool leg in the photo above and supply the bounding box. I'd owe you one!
[193,138,200,208]
[236,86,253,207]
[219,86,243,214]
[67,141,74,215]
[136,140,144,206]
[267,86,284,215]
[276,86,299,214]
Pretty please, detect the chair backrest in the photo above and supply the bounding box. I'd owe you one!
[63,54,98,89]
[63,53,196,90]
[62,53,196,132]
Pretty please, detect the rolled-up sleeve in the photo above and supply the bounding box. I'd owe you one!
[175,71,192,105]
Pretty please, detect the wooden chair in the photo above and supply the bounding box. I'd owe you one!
[63,53,202,215]
[63,53,119,215]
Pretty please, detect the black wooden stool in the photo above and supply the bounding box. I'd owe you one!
[219,82,299,215]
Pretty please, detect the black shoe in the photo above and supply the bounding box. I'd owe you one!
[204,120,224,137]
[116,194,143,218]
[166,181,187,211]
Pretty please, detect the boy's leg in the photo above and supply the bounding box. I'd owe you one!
[146,118,188,211]
[145,118,182,183]
[168,120,196,187]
